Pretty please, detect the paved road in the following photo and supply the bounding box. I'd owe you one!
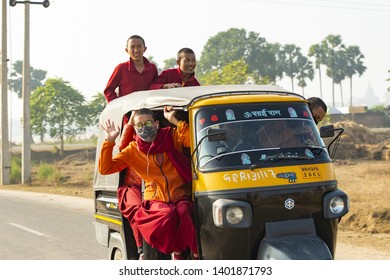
[1,189,387,260]
[0,189,106,260]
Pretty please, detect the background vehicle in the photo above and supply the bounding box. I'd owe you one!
[93,84,349,260]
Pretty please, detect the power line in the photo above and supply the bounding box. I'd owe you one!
[311,0,390,8]
[243,0,390,13]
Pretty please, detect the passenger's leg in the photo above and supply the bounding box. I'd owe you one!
[135,199,198,258]
[173,198,198,256]
[135,200,177,255]
[117,185,142,248]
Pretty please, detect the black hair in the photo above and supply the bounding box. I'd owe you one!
[177,48,195,60]
[308,97,327,112]
[126,35,146,48]
[134,108,157,121]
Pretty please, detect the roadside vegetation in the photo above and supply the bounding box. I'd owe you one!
[37,163,62,185]
[10,157,21,184]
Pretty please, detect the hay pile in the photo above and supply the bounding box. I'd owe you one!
[324,121,390,160]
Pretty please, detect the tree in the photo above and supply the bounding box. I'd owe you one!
[198,28,281,83]
[308,43,326,99]
[333,50,347,107]
[8,60,47,98]
[198,28,249,73]
[368,104,387,113]
[344,46,366,107]
[321,34,346,107]
[147,56,162,73]
[245,38,283,82]
[199,59,250,85]
[87,92,106,127]
[280,44,304,92]
[296,56,314,96]
[163,57,177,70]
[30,78,90,155]
[387,70,390,93]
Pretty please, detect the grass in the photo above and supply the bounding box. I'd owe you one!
[10,157,22,184]
[3,145,96,198]
[37,163,62,185]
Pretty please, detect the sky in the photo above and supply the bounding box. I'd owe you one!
[4,0,390,124]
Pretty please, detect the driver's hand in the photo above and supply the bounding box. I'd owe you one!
[295,125,312,135]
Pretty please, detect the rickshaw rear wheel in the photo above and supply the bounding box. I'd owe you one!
[113,248,123,260]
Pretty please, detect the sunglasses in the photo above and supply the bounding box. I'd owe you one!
[134,120,155,129]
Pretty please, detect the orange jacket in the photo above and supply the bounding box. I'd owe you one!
[99,121,191,203]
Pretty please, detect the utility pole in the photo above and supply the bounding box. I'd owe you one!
[22,2,31,184]
[9,0,50,184]
[1,0,11,185]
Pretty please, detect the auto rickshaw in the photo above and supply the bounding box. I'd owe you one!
[93,84,349,260]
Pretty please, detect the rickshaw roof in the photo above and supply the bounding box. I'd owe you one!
[100,84,301,124]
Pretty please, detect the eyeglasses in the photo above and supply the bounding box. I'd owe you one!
[134,120,155,129]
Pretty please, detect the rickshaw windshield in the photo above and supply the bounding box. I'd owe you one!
[194,102,329,171]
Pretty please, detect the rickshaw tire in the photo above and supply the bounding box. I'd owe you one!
[113,248,123,260]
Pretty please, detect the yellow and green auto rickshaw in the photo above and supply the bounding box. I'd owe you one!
[93,84,349,260]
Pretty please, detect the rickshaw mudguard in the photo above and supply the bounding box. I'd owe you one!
[257,218,332,260]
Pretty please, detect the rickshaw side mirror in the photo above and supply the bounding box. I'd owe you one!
[320,125,335,138]
[207,128,227,142]
[321,125,344,160]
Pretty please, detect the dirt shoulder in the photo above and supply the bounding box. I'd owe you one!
[336,231,390,260]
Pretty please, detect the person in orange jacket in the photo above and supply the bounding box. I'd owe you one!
[99,106,198,260]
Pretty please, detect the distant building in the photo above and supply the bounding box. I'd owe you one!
[328,106,389,128]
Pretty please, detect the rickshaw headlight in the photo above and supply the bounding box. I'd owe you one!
[330,197,344,214]
[212,199,252,228]
[323,189,349,219]
[226,206,244,225]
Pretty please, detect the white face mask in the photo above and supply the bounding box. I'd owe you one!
[135,125,157,142]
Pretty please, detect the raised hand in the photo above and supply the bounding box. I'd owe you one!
[164,106,179,126]
[128,110,136,126]
[102,119,120,142]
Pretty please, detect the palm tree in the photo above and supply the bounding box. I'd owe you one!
[333,50,348,107]
[344,46,366,107]
[281,44,303,92]
[308,44,326,99]
[296,56,315,97]
[387,70,390,93]
[321,34,345,107]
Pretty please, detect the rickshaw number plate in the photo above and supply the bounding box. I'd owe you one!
[300,165,322,179]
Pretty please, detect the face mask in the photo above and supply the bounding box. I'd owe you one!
[135,125,157,142]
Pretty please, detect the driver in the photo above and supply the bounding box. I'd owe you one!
[219,123,253,152]
[258,120,312,148]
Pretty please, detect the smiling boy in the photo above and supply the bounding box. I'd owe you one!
[104,35,158,102]
[149,48,200,89]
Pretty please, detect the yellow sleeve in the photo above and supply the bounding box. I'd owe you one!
[173,120,190,148]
